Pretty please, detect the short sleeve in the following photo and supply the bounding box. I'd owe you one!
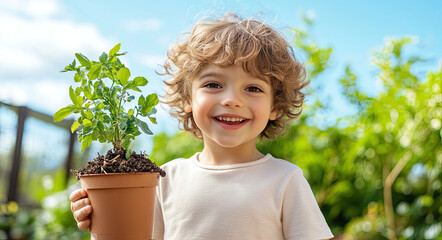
[282,169,334,240]
[153,191,164,240]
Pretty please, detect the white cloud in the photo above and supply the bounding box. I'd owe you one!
[0,79,71,114]
[0,82,29,106]
[125,18,162,32]
[0,0,112,80]
[25,0,61,18]
[0,0,116,119]
[2,0,61,18]
[136,54,166,70]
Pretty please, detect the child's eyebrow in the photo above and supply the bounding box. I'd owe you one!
[198,72,222,80]
[198,70,270,84]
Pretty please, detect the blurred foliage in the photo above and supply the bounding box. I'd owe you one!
[152,19,441,240]
[151,132,203,166]
[0,169,88,239]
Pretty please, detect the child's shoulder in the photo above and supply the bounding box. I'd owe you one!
[266,154,302,173]
[159,154,196,171]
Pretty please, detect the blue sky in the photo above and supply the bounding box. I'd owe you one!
[1,0,441,147]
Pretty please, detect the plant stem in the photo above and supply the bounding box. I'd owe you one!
[109,70,115,89]
[105,65,122,150]
[116,97,124,149]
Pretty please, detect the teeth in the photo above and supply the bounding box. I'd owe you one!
[216,116,245,122]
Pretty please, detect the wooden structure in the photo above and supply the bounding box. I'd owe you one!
[0,101,76,203]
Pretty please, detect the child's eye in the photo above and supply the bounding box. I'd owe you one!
[203,82,222,88]
[245,86,263,92]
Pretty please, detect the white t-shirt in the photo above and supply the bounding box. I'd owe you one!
[154,153,333,240]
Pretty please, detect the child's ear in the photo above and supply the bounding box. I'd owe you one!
[184,103,192,113]
[269,108,278,121]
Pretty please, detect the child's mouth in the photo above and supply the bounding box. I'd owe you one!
[214,116,247,125]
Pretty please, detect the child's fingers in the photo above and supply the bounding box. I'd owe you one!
[77,218,91,231]
[71,197,91,212]
[73,205,92,222]
[70,189,88,203]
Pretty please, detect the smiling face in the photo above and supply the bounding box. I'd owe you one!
[185,64,277,150]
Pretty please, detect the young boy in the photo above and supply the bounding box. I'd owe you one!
[70,13,334,240]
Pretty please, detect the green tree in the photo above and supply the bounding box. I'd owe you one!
[341,37,441,240]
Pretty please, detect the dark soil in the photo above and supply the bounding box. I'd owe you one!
[71,148,166,180]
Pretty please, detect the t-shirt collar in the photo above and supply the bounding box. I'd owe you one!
[192,153,272,170]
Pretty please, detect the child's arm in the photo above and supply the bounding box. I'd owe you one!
[70,188,92,230]
[282,169,334,240]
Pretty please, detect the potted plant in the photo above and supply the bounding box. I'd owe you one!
[54,43,166,239]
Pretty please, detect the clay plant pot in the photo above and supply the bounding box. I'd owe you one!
[80,172,159,240]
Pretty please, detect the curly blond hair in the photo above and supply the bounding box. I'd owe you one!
[161,13,307,139]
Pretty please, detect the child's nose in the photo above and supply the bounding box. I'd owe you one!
[220,88,243,108]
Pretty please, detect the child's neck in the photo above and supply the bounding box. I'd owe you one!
[198,140,264,166]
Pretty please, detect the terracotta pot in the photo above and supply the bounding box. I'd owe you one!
[80,172,159,240]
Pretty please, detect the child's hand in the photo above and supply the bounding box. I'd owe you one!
[70,189,92,230]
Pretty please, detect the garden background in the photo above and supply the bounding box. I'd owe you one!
[0,0,441,239]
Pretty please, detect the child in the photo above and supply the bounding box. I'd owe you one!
[70,13,334,240]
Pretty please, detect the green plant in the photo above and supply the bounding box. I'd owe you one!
[54,43,159,158]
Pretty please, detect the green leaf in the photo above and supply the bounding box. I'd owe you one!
[81,134,93,151]
[102,114,111,123]
[141,93,159,115]
[109,43,121,57]
[75,53,91,67]
[74,72,82,82]
[149,117,157,124]
[128,109,134,116]
[83,119,92,126]
[69,86,80,107]
[135,118,153,135]
[81,126,93,135]
[97,121,105,131]
[94,81,104,97]
[124,76,148,91]
[115,52,127,57]
[117,68,130,86]
[53,105,75,122]
[85,111,94,119]
[84,86,92,99]
[92,129,100,139]
[132,87,142,92]
[122,138,131,151]
[148,107,157,115]
[125,150,131,159]
[145,93,159,107]
[88,64,102,80]
[99,52,108,63]
[71,120,80,133]
[119,121,128,130]
[75,87,82,96]
[138,95,145,106]
[77,96,84,108]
